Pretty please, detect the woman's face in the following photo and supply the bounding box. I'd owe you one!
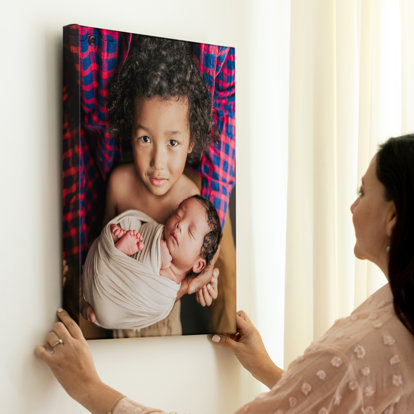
[350,156,396,272]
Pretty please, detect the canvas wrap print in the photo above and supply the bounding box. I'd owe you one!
[62,24,236,340]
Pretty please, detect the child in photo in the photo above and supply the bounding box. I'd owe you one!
[104,35,216,226]
[82,195,222,330]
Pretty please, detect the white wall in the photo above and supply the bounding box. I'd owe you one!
[1,0,290,413]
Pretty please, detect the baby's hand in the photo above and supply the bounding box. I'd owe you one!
[160,239,172,269]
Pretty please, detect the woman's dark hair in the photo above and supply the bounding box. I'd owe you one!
[376,134,414,335]
[184,195,222,276]
[107,35,217,165]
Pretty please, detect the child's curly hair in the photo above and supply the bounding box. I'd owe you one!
[107,35,217,165]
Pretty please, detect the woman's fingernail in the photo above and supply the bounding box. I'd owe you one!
[57,308,64,313]
[212,335,221,343]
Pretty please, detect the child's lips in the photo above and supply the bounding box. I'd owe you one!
[150,176,167,186]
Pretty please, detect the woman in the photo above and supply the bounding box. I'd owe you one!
[35,135,414,413]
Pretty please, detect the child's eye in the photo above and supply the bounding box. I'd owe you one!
[169,139,178,147]
[140,136,151,143]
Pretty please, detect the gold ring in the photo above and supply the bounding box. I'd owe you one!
[52,338,64,347]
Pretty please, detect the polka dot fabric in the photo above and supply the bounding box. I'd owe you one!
[114,285,414,414]
[235,284,414,414]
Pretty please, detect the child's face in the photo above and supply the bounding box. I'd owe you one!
[163,198,209,274]
[131,96,192,197]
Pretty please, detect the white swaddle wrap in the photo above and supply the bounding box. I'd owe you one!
[82,210,180,330]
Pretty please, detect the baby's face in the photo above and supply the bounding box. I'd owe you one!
[163,198,209,273]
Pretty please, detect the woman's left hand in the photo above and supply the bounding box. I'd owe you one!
[212,311,283,388]
[35,309,123,412]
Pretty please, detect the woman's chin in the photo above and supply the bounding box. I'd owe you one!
[353,245,365,260]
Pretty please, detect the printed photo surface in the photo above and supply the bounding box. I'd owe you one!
[62,24,236,339]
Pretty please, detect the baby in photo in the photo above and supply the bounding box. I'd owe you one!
[82,195,222,330]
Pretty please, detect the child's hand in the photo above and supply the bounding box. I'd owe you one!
[62,259,69,286]
[81,296,97,323]
[196,268,219,307]
[187,243,221,295]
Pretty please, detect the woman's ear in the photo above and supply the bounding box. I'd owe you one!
[192,258,206,274]
[386,201,397,238]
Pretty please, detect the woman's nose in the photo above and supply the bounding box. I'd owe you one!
[350,198,358,214]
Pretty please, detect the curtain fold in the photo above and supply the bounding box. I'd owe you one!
[283,0,414,366]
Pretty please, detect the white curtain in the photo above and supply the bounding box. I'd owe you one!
[246,0,414,370]
[283,0,414,365]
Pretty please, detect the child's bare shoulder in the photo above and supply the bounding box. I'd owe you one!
[109,164,135,181]
[108,164,136,191]
[176,174,200,199]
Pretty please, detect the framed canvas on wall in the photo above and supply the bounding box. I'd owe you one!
[62,24,236,340]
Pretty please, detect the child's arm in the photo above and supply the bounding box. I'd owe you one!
[103,165,134,224]
[103,169,119,225]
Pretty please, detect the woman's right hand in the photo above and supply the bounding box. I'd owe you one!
[35,309,124,413]
[212,311,284,389]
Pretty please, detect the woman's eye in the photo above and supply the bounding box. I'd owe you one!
[169,139,178,147]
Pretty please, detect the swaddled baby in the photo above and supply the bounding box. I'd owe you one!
[82,195,222,330]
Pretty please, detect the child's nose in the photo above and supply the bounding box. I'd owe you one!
[151,145,167,169]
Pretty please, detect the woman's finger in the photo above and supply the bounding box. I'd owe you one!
[211,334,239,351]
[46,331,63,349]
[34,345,54,364]
[56,309,84,340]
[235,311,255,336]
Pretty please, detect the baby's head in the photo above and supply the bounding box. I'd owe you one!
[163,195,222,276]
[108,35,216,166]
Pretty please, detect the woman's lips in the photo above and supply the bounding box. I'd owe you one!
[150,177,167,186]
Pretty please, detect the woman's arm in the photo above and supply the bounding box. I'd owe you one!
[212,310,283,388]
[35,309,125,414]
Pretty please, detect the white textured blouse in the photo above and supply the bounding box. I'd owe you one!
[114,284,414,414]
